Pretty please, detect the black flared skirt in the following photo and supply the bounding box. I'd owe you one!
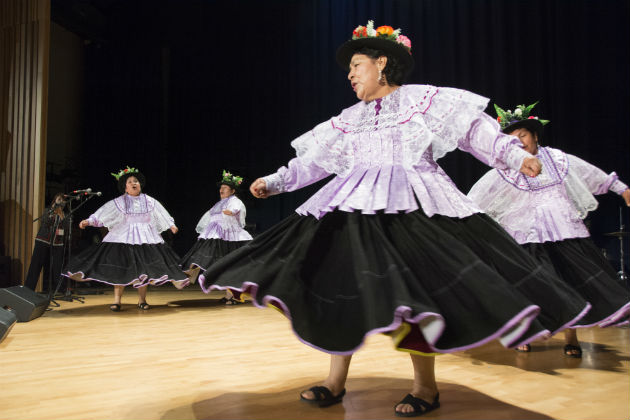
[201,210,591,355]
[180,238,250,271]
[523,238,630,327]
[64,242,190,289]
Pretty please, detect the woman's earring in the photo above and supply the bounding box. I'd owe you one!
[377,68,382,83]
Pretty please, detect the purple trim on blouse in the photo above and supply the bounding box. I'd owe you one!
[467,147,626,244]
[374,97,382,122]
[610,179,629,195]
[398,89,439,124]
[273,85,532,219]
[87,194,175,245]
[114,193,152,214]
[497,147,569,192]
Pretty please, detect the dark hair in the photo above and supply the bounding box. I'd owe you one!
[49,192,65,208]
[219,183,238,197]
[505,125,543,143]
[354,47,409,86]
[118,172,146,193]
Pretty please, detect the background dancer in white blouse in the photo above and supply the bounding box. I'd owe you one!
[468,102,630,357]
[65,166,189,311]
[182,171,252,305]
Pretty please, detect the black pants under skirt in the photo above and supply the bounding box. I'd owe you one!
[25,242,65,292]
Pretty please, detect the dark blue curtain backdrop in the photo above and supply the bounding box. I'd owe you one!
[60,0,629,265]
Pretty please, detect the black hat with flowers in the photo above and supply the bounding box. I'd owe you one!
[111,166,146,193]
[494,101,550,138]
[336,20,414,77]
[217,170,244,190]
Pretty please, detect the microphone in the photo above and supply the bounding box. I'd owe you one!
[72,188,92,194]
[63,193,81,200]
[86,191,103,196]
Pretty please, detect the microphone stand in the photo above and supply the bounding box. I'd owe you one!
[32,205,58,308]
[617,207,628,287]
[50,194,99,305]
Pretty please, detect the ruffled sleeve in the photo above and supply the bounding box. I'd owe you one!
[149,196,175,233]
[564,152,627,218]
[226,196,247,227]
[87,199,124,229]
[567,153,628,195]
[291,116,354,177]
[237,199,247,228]
[467,170,521,222]
[414,86,490,160]
[195,210,212,234]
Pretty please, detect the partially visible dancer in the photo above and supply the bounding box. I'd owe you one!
[181,171,252,305]
[200,22,591,417]
[65,166,190,311]
[25,193,69,293]
[468,102,630,357]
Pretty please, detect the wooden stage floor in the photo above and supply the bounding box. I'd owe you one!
[1,287,628,420]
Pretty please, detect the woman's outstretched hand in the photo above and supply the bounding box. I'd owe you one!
[519,157,542,177]
[79,220,89,229]
[622,189,630,207]
[250,178,269,199]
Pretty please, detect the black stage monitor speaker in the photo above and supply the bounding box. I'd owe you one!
[0,286,49,322]
[0,306,18,343]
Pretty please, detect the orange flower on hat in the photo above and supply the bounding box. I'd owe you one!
[376,25,394,36]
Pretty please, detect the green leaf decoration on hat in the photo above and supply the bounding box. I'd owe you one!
[111,166,140,180]
[494,101,550,130]
[221,169,243,186]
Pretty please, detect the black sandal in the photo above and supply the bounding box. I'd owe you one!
[515,343,531,353]
[109,303,121,312]
[394,393,440,417]
[300,386,346,407]
[137,302,150,310]
[564,344,582,358]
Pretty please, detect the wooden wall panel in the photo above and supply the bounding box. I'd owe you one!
[0,0,50,286]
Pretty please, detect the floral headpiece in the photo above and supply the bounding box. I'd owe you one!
[352,20,412,54]
[220,170,243,187]
[494,101,550,131]
[111,166,141,180]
